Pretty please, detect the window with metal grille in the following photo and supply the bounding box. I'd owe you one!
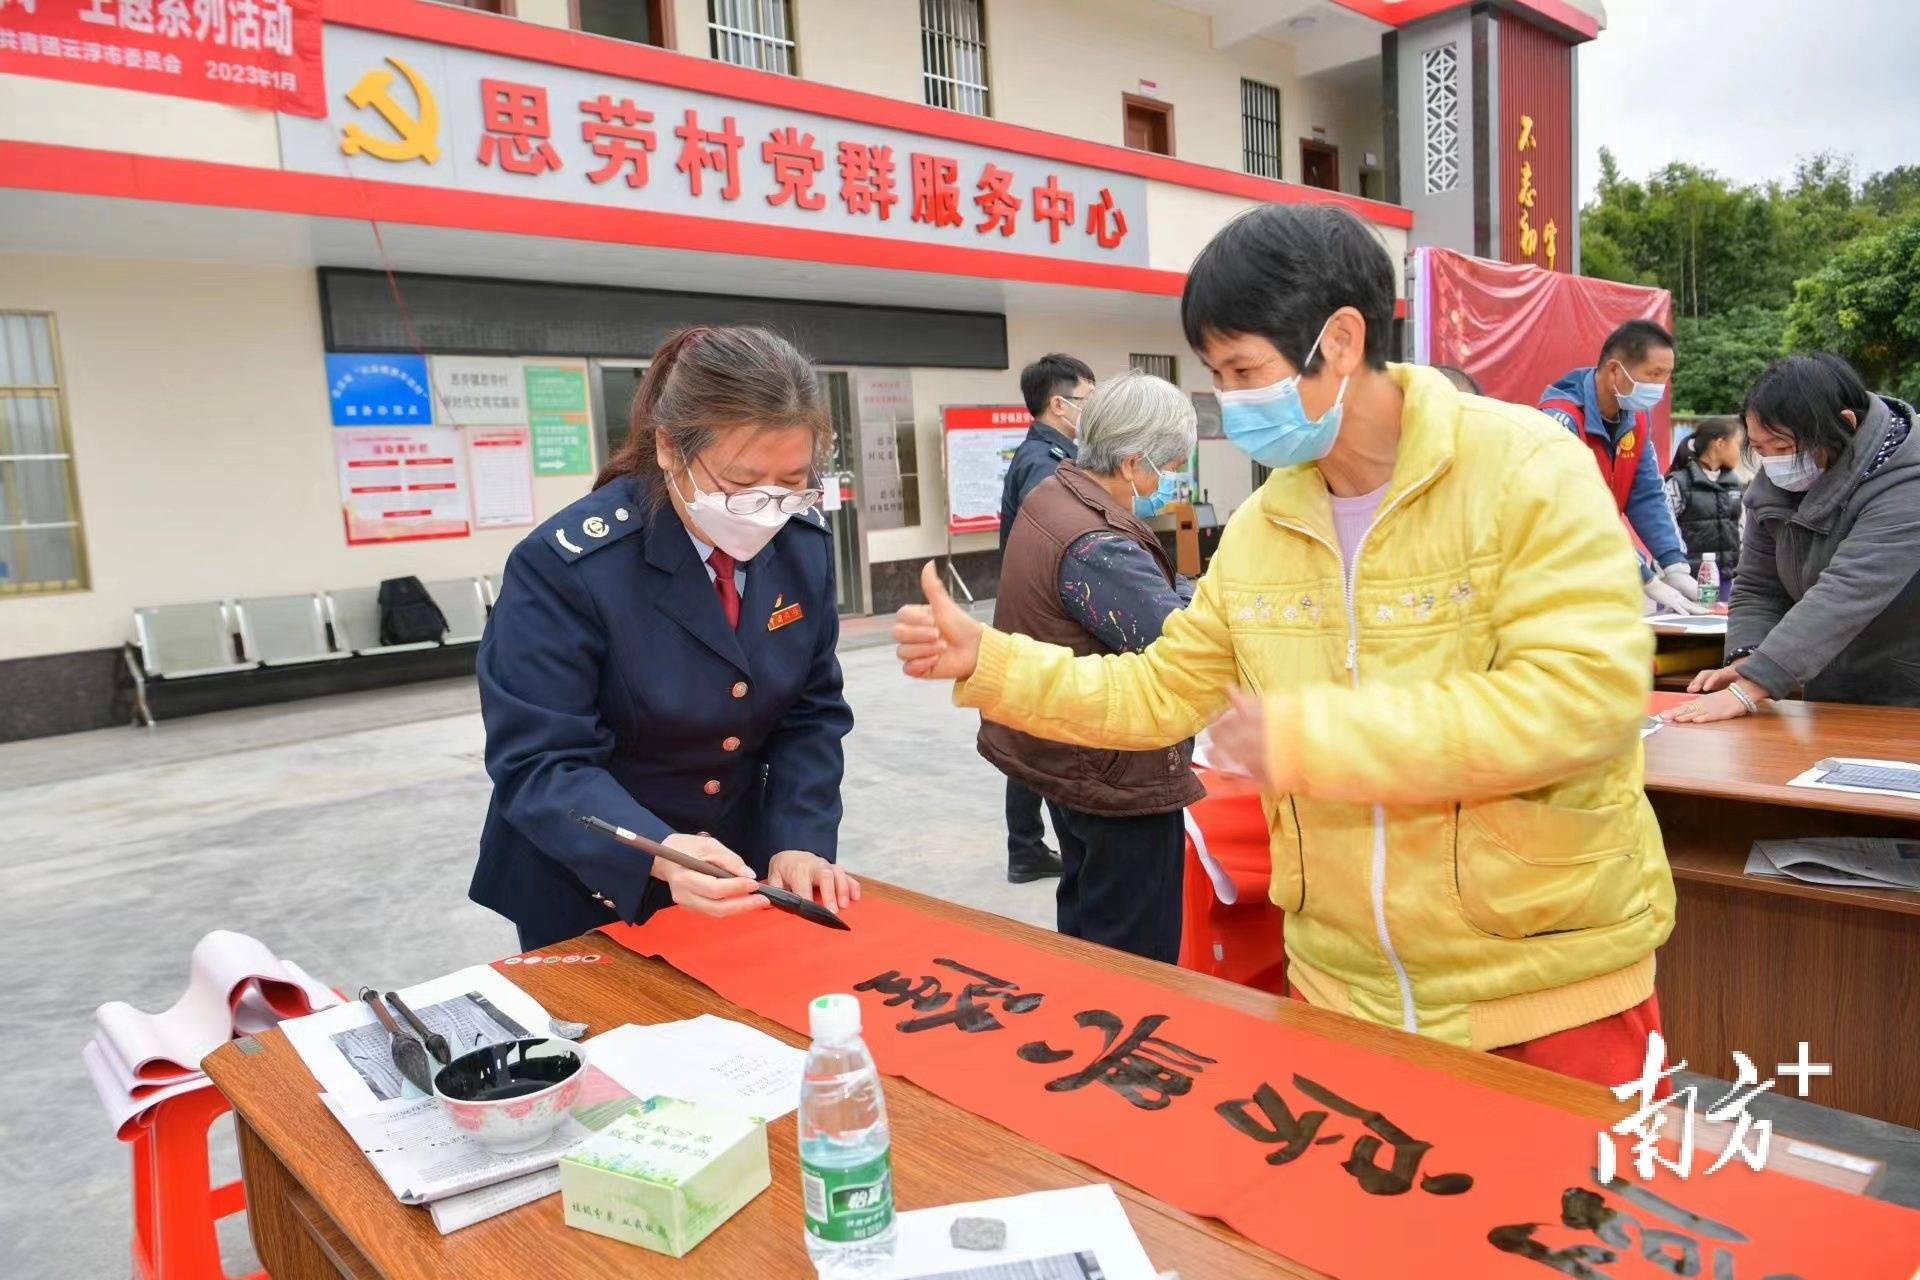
[0,313,87,595]
[1240,78,1282,179]
[1422,44,1461,194]
[708,0,796,75]
[1129,353,1177,383]
[921,0,990,116]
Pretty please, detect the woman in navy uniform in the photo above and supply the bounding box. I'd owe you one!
[472,325,858,951]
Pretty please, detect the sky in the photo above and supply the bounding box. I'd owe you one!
[1575,0,1920,203]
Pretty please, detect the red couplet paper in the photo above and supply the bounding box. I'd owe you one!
[606,898,1920,1279]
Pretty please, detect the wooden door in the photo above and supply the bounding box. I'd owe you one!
[1300,139,1339,190]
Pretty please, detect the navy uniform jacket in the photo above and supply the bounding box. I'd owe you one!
[997,421,1077,550]
[471,476,853,950]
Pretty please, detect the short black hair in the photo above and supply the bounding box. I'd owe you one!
[1597,319,1675,370]
[1020,353,1095,418]
[1742,352,1871,465]
[1180,204,1395,373]
[1432,364,1483,395]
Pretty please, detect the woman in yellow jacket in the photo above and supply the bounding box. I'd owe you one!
[895,205,1675,1088]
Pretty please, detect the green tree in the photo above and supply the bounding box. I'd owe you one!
[1784,214,1920,404]
[1670,308,1788,415]
[1863,165,1920,218]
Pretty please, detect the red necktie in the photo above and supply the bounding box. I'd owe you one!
[708,547,741,629]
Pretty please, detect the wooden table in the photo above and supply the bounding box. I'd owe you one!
[1644,700,1920,1130]
[206,881,1642,1280]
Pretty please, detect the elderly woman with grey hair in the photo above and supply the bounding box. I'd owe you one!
[977,369,1201,961]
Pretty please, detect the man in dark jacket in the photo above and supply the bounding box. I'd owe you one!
[995,352,1094,884]
[1666,354,1920,721]
[981,370,1199,961]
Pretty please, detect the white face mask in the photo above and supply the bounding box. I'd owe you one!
[1759,452,1823,493]
[673,469,796,561]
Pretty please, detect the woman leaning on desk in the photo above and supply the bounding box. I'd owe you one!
[1666,353,1920,723]
[470,325,858,951]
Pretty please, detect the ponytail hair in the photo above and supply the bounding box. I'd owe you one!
[1671,416,1740,472]
[594,325,830,510]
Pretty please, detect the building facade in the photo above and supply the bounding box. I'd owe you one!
[0,0,1601,737]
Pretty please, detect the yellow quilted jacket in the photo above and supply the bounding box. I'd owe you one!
[959,363,1674,1049]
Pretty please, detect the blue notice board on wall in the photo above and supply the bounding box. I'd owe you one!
[326,354,433,426]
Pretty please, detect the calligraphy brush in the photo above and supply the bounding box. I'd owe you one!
[359,986,433,1094]
[384,990,452,1066]
[572,811,852,932]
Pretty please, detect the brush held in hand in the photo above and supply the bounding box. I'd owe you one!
[572,812,852,932]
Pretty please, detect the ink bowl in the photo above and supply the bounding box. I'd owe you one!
[432,1036,587,1153]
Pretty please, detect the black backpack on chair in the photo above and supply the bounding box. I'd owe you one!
[377,576,449,645]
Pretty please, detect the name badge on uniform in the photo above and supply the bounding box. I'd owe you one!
[768,594,805,631]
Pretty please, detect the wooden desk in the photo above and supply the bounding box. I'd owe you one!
[205,882,1633,1280]
[1644,700,1920,1130]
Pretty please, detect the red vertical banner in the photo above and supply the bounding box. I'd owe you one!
[0,0,324,117]
[1498,14,1574,273]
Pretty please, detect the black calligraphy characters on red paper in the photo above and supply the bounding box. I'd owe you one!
[1216,1074,1473,1196]
[854,959,1043,1034]
[1016,1011,1216,1110]
[1487,1172,1803,1280]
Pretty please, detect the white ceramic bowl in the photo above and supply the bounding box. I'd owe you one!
[432,1037,586,1154]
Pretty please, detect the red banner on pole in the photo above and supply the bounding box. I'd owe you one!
[607,897,1920,1279]
[1413,247,1676,463]
[942,404,1031,535]
[0,0,324,117]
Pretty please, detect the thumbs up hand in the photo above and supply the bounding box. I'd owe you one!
[893,561,985,681]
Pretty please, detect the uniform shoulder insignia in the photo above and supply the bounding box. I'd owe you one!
[793,505,831,533]
[1049,446,1067,460]
[542,486,645,564]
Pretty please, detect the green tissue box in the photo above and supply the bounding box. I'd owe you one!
[560,1096,771,1257]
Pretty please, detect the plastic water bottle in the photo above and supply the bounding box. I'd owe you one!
[799,994,896,1275]
[1698,553,1720,606]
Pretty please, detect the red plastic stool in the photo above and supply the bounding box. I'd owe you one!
[126,1083,265,1280]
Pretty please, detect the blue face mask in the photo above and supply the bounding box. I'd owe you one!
[1131,460,1190,518]
[1613,363,1667,414]
[1215,320,1349,467]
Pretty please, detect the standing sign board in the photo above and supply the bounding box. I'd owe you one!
[854,371,913,532]
[942,405,1030,534]
[0,0,325,116]
[524,361,594,476]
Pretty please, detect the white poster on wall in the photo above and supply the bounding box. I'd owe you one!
[467,425,535,529]
[430,355,529,426]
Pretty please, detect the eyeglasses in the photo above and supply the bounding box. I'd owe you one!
[721,487,825,515]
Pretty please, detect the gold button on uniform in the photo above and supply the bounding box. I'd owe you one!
[731,681,748,698]
[704,779,721,795]
[722,736,741,752]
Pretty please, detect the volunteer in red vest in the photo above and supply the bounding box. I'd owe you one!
[1540,321,1708,615]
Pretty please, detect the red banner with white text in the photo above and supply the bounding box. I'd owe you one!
[0,0,324,117]
[606,897,1919,1279]
[1412,246,1676,462]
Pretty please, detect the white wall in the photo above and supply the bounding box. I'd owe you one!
[866,303,1257,567]
[0,254,589,662]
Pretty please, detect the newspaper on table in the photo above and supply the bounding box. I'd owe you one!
[1744,837,1920,892]
[281,968,809,1230]
[319,1063,639,1210]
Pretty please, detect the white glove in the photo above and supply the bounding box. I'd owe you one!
[1644,574,1710,616]
[1661,563,1704,602]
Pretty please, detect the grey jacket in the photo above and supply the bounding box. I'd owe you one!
[1728,393,1920,706]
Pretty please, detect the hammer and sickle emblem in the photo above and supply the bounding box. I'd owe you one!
[339,56,440,165]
